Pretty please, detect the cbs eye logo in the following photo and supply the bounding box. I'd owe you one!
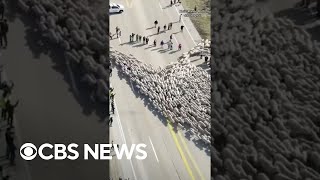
[20,143,37,160]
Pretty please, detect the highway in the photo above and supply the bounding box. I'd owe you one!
[109,0,210,179]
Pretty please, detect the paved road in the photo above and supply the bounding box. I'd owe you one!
[0,12,109,180]
[109,0,210,179]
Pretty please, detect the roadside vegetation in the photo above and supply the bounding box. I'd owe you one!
[181,0,211,40]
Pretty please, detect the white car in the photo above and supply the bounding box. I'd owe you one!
[109,3,124,13]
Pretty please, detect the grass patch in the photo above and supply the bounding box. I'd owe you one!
[181,0,210,40]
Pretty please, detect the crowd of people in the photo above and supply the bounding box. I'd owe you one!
[110,13,188,53]
[0,79,19,180]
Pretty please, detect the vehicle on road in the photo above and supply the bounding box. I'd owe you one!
[109,3,124,13]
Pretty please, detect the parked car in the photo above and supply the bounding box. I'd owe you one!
[109,3,124,13]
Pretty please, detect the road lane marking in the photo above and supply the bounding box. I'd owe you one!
[173,6,196,45]
[178,131,205,180]
[167,120,195,180]
[149,136,159,163]
[173,34,179,44]
[159,2,163,11]
[125,0,134,8]
[66,59,79,97]
[112,85,138,180]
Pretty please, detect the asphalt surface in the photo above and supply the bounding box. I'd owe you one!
[109,0,210,179]
[0,12,109,180]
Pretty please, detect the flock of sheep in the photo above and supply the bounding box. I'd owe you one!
[212,0,320,179]
[16,0,212,147]
[110,39,211,146]
[17,0,110,102]
[15,0,320,179]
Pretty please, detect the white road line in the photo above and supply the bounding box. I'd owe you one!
[173,6,196,45]
[66,60,79,96]
[149,136,159,163]
[113,97,138,180]
[173,34,178,44]
[159,2,163,11]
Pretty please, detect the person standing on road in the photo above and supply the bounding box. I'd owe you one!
[178,43,181,50]
[6,99,19,127]
[153,39,157,46]
[160,40,164,48]
[1,81,14,98]
[180,25,184,32]
[0,95,6,121]
[109,117,113,126]
[115,27,120,38]
[5,128,13,159]
[157,26,160,34]
[168,22,172,30]
[146,37,149,44]
[170,0,173,6]
[164,24,167,31]
[0,19,8,48]
[129,34,132,42]
[8,141,16,165]
[154,20,158,28]
[110,140,114,150]
[110,92,115,101]
[111,102,115,114]
[205,56,209,63]
[143,36,145,44]
[170,34,173,40]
